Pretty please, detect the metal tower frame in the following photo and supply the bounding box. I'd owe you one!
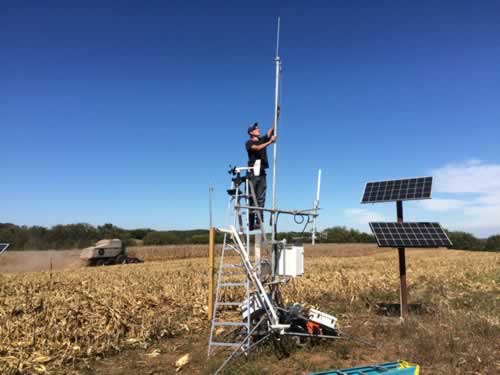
[208,165,323,374]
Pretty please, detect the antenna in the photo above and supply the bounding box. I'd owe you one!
[275,17,280,57]
[312,169,322,245]
[271,17,281,243]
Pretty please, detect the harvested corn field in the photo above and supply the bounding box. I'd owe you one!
[0,245,498,374]
[0,259,207,373]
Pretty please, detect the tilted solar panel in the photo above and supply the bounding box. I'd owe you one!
[361,177,432,203]
[369,222,452,248]
[0,243,9,254]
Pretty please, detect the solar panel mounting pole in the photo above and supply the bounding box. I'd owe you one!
[396,200,409,320]
[271,17,281,245]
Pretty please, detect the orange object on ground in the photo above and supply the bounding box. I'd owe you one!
[306,321,321,335]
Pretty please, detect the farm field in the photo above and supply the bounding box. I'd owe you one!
[0,244,498,374]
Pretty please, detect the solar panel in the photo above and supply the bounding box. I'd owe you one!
[0,243,9,254]
[369,222,452,248]
[361,177,432,203]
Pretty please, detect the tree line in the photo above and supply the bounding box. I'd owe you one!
[0,223,498,251]
[0,223,139,250]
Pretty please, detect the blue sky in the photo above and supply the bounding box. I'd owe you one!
[2,1,500,236]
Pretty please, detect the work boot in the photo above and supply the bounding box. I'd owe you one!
[251,214,263,231]
[248,213,256,231]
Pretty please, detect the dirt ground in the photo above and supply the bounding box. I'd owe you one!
[83,325,395,375]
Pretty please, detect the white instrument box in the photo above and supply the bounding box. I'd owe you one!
[277,245,304,277]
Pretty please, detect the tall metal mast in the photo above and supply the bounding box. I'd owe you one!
[312,169,322,245]
[271,17,281,243]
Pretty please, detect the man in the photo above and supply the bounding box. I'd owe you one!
[245,112,278,230]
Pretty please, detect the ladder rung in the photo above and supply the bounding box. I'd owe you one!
[213,322,247,327]
[220,282,245,287]
[209,342,245,347]
[216,302,241,307]
[221,271,245,276]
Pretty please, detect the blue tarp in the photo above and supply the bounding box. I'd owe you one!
[309,361,419,375]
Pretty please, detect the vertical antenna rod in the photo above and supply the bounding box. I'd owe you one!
[271,17,281,243]
[312,169,322,245]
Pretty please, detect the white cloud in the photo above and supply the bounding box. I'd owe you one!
[432,159,500,194]
[421,160,500,236]
[344,208,385,224]
[420,199,467,212]
[475,193,500,205]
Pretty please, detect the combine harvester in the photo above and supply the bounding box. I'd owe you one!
[80,239,143,266]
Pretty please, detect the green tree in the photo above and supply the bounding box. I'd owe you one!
[447,231,484,251]
[143,231,180,245]
[129,228,154,240]
[321,226,375,243]
[484,235,500,251]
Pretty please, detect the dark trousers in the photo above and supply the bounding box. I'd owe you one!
[250,174,266,225]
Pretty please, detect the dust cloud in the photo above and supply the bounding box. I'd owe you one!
[0,250,84,273]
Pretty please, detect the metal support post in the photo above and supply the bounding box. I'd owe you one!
[271,17,281,245]
[396,200,408,320]
[254,232,261,266]
[208,226,215,320]
[312,169,322,245]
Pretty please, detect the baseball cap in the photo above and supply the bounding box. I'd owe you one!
[247,122,259,134]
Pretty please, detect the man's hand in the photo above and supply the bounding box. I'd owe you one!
[267,108,280,138]
[251,135,277,152]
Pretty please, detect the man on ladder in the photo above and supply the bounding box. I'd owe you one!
[245,107,279,230]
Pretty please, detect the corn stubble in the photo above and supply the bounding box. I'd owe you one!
[0,246,498,374]
[0,259,206,373]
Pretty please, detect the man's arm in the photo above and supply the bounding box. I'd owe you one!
[250,136,276,151]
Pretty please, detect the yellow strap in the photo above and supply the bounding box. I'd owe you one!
[399,361,420,375]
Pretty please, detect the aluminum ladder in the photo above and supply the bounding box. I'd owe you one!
[207,230,251,355]
[208,173,272,356]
